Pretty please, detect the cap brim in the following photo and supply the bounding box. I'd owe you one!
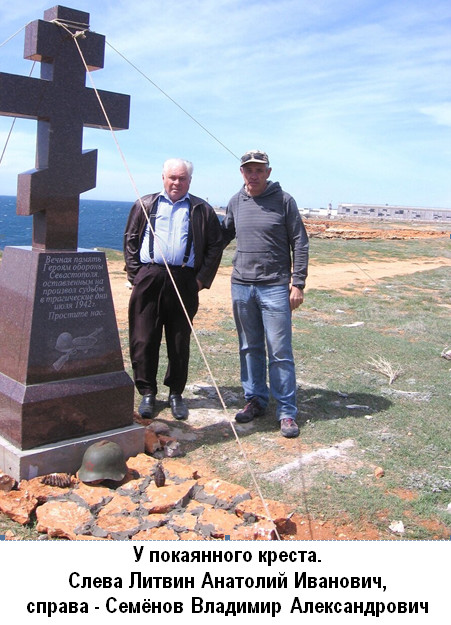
[241,159,268,166]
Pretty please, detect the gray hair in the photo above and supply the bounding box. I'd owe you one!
[163,158,194,177]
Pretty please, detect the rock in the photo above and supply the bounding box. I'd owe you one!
[158,435,178,447]
[143,480,197,513]
[168,512,198,533]
[346,404,370,410]
[72,483,113,508]
[232,519,279,540]
[389,520,405,534]
[36,500,93,539]
[196,507,244,538]
[0,490,38,524]
[164,459,202,480]
[235,498,293,533]
[96,514,141,539]
[0,473,16,492]
[126,453,157,476]
[0,452,306,541]
[164,440,183,458]
[97,493,139,518]
[19,476,74,504]
[178,530,205,540]
[147,420,171,436]
[133,526,179,540]
[144,427,162,454]
[199,478,252,508]
[118,473,147,495]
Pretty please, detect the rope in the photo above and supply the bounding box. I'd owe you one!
[50,20,283,539]
[0,62,37,166]
[106,40,241,162]
[0,24,33,166]
[0,23,28,49]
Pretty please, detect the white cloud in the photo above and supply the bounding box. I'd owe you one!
[0,0,450,207]
[420,104,451,127]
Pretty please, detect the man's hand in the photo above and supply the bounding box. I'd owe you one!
[290,285,304,311]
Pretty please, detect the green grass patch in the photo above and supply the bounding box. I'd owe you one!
[1,234,450,540]
[185,236,451,539]
[309,235,450,264]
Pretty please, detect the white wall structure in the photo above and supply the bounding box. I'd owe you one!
[337,204,451,222]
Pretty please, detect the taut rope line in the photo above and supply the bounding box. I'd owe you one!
[51,20,283,539]
[106,41,241,163]
[0,23,28,49]
[0,25,35,167]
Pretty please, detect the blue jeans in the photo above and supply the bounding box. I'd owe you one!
[231,283,297,420]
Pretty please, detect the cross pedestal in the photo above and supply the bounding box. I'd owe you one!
[0,6,144,480]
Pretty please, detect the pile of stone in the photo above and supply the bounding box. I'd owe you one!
[0,454,295,541]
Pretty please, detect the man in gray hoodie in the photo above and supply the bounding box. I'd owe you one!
[222,150,309,438]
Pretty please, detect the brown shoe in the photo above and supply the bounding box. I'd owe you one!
[280,418,300,438]
[235,397,265,423]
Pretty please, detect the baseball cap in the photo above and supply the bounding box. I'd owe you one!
[240,150,270,166]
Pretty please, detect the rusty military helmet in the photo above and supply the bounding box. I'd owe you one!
[78,440,127,483]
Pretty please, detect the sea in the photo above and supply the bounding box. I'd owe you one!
[0,195,133,251]
[0,195,225,251]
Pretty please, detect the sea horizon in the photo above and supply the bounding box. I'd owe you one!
[0,195,226,252]
[0,195,133,251]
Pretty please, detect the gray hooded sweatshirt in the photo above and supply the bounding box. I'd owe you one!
[222,181,309,288]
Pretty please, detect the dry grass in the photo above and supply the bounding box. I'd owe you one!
[367,355,403,385]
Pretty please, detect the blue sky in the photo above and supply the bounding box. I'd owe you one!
[0,0,450,209]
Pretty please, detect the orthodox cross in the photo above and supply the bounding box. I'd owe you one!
[0,5,130,250]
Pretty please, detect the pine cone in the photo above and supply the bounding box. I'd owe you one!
[41,473,72,488]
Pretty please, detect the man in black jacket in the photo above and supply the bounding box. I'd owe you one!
[124,158,222,420]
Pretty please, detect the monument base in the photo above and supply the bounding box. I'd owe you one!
[0,424,146,482]
[0,247,135,450]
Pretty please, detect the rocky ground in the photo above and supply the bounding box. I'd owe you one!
[1,219,450,540]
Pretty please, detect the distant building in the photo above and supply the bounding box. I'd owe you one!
[299,206,338,218]
[337,203,451,222]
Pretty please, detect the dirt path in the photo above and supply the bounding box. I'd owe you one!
[108,256,451,330]
[105,252,451,540]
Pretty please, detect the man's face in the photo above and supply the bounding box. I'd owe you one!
[240,163,271,197]
[162,164,191,202]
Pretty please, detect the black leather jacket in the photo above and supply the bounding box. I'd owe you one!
[123,192,223,288]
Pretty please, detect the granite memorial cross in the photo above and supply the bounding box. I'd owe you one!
[0,6,144,480]
[0,5,130,250]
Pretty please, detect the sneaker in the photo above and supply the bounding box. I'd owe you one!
[280,418,300,438]
[235,397,265,423]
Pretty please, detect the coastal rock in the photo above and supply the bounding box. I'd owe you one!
[36,500,92,539]
[0,454,295,541]
[0,490,38,524]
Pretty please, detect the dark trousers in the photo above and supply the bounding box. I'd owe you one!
[128,264,199,396]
